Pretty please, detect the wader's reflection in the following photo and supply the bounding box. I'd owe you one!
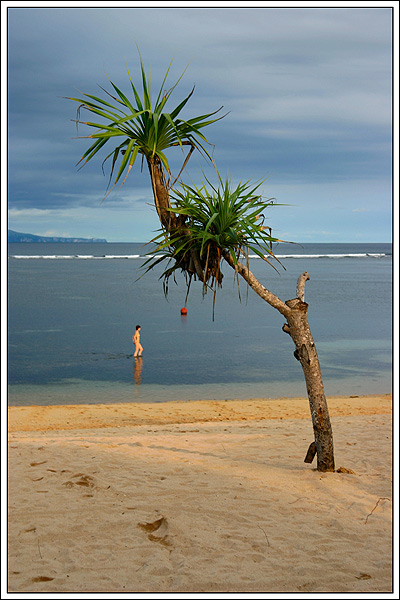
[133,356,143,385]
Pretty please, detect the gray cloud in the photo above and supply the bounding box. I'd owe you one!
[5,5,393,241]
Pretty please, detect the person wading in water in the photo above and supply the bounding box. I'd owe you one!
[133,325,143,358]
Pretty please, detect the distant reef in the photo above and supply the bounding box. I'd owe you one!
[8,230,107,243]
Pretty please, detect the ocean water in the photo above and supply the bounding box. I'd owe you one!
[7,242,392,406]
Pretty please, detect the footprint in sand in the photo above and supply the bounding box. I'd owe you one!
[137,516,171,547]
[63,474,95,489]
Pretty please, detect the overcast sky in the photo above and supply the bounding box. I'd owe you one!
[3,3,395,242]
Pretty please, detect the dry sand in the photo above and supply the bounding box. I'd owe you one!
[7,394,392,593]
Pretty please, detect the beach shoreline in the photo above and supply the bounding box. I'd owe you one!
[8,393,392,431]
[8,394,393,593]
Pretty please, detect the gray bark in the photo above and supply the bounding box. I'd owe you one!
[222,254,335,472]
[285,280,335,472]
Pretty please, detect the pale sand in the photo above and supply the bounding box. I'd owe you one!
[8,394,392,593]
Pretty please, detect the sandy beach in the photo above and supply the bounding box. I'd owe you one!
[7,394,392,593]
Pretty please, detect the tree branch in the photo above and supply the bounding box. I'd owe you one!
[222,251,291,318]
[296,271,310,302]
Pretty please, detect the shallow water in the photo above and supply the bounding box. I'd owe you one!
[8,242,392,405]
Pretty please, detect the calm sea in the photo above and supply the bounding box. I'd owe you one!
[7,242,392,406]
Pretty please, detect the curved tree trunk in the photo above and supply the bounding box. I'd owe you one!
[147,156,205,280]
[223,251,335,472]
[145,152,335,471]
[284,296,335,472]
[147,156,175,230]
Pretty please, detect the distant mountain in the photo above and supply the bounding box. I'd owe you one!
[8,230,107,243]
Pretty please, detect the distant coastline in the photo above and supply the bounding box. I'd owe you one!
[8,230,107,243]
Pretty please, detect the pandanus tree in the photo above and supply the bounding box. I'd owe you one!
[66,54,225,280]
[67,54,335,472]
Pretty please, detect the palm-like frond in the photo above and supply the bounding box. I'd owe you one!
[143,173,287,316]
[172,173,283,264]
[66,54,226,199]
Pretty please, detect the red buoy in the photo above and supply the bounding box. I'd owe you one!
[180,307,188,315]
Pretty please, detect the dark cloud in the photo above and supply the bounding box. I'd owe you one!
[5,5,393,241]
